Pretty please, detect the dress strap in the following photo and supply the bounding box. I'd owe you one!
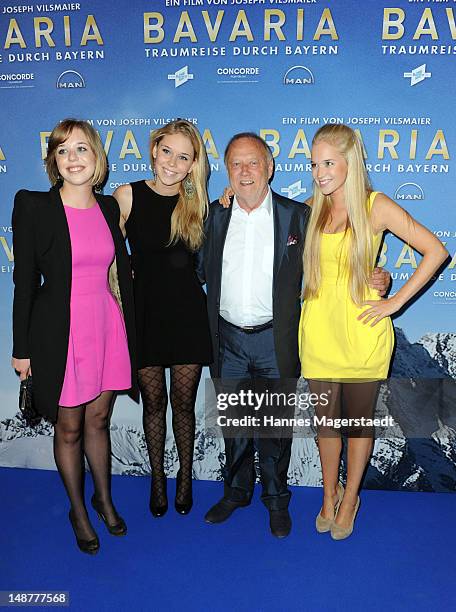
[126,180,145,227]
[367,191,380,212]
[130,180,144,201]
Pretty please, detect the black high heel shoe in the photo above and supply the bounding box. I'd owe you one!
[91,495,127,536]
[174,470,193,515]
[68,510,100,555]
[149,476,168,518]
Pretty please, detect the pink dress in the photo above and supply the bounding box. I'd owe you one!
[59,203,131,407]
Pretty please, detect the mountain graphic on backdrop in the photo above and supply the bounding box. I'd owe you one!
[1,328,455,491]
[418,332,456,379]
[391,328,450,378]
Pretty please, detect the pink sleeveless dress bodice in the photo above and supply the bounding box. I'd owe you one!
[59,203,131,407]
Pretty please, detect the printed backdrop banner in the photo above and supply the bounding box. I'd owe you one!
[0,1,455,491]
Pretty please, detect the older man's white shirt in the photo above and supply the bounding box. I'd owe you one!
[219,189,274,327]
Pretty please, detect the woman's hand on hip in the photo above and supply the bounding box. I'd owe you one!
[358,296,402,326]
[11,357,31,380]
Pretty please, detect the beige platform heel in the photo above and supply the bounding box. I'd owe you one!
[330,496,360,540]
[315,482,344,533]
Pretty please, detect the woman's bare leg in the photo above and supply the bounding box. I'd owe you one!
[334,381,379,527]
[309,380,343,520]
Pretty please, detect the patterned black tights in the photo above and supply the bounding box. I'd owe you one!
[138,364,202,506]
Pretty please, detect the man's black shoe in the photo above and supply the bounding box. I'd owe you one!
[269,509,292,538]
[204,498,250,524]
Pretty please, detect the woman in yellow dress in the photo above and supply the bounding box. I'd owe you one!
[299,124,448,540]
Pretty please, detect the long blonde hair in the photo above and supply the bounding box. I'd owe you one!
[303,124,373,305]
[150,119,209,251]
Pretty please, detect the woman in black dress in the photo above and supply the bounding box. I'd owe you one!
[113,119,212,516]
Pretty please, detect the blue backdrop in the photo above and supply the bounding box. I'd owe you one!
[1,1,455,490]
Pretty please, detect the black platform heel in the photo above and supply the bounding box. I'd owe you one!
[91,495,127,536]
[68,510,100,555]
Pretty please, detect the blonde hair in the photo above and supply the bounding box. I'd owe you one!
[150,119,209,251]
[303,124,373,306]
[45,118,107,188]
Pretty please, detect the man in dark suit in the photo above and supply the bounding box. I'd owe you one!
[197,133,310,537]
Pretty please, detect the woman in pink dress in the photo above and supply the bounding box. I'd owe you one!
[12,119,138,554]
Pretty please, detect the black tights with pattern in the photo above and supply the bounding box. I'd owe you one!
[138,364,202,506]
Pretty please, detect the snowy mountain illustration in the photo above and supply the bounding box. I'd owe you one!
[1,327,455,492]
[418,332,456,379]
[391,328,450,378]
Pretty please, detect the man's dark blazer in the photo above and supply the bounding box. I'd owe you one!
[197,190,310,378]
[12,185,139,422]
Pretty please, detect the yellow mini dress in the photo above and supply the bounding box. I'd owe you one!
[298,192,394,381]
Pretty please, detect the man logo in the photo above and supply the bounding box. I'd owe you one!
[283,66,314,86]
[403,64,431,86]
[56,70,85,89]
[281,180,307,200]
[168,66,194,88]
[394,183,425,201]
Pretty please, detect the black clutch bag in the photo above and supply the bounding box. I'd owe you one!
[19,376,41,426]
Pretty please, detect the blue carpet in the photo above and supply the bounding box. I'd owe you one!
[0,467,454,611]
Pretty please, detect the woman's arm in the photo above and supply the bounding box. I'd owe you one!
[11,190,38,378]
[359,192,449,325]
[112,183,133,238]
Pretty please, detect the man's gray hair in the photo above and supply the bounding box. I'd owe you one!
[224,132,273,164]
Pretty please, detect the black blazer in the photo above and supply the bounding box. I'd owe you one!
[12,185,139,422]
[196,190,310,378]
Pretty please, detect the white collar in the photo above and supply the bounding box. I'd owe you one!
[232,187,272,215]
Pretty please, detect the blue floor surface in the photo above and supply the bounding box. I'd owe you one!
[1,467,454,611]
